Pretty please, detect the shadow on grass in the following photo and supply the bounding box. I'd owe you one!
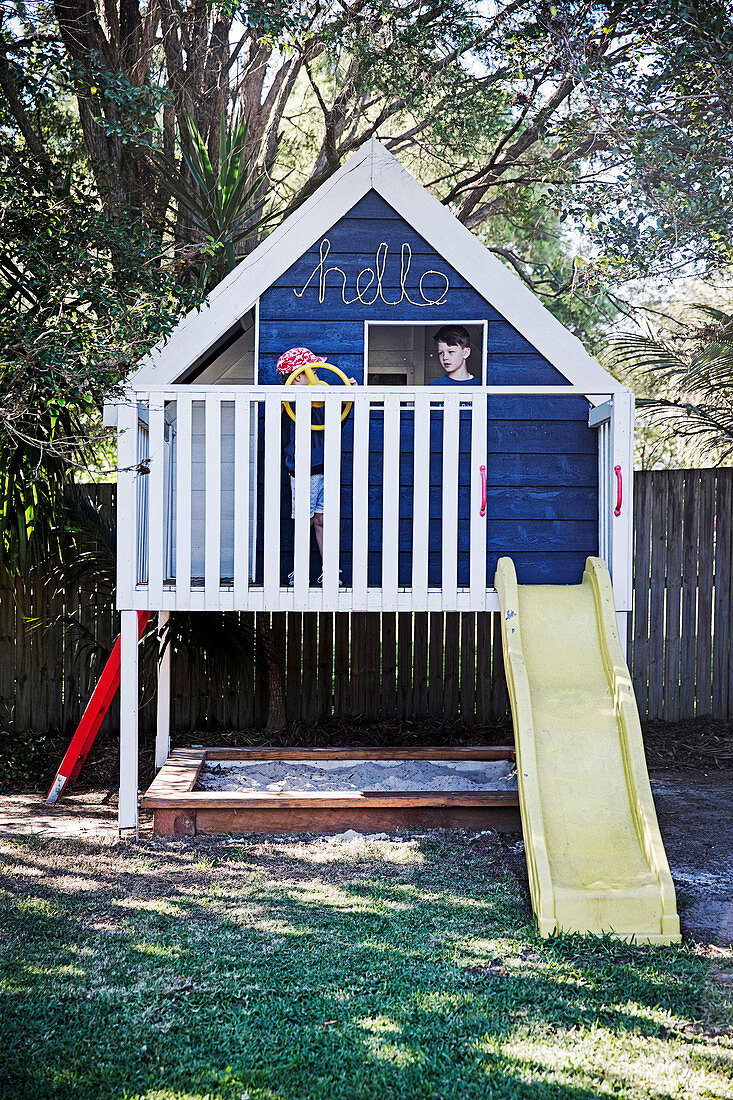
[0,833,726,1100]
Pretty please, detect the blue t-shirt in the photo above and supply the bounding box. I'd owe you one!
[429,374,482,386]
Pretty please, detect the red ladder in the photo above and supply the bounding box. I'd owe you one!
[46,610,152,803]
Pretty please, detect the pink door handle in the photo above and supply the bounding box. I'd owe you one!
[614,465,622,516]
[480,465,487,517]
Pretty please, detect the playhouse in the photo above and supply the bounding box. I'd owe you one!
[95,141,678,941]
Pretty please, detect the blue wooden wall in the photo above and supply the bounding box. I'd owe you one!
[256,191,598,587]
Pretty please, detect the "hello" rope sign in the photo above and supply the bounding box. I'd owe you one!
[293,239,450,307]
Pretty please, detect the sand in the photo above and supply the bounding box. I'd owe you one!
[195,758,518,793]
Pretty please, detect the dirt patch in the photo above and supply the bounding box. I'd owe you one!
[1,766,729,946]
[649,769,733,946]
[0,791,152,840]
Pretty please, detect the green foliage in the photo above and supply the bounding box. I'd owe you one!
[0,727,49,787]
[550,1,733,290]
[609,306,733,463]
[152,110,274,288]
[0,153,195,572]
[67,50,168,145]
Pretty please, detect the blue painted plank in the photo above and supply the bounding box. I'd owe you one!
[273,221,444,262]
[259,321,365,353]
[486,356,569,386]
[267,255,475,290]
[489,321,549,356]
[343,192,408,220]
[259,288,494,321]
[363,485,597,521]
[484,453,597,486]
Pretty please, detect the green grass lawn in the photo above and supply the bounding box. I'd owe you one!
[0,831,730,1100]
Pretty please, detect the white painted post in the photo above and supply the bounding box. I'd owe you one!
[441,392,460,607]
[263,393,282,606]
[321,390,342,608]
[233,393,251,606]
[382,393,401,609]
[204,394,222,607]
[147,399,165,609]
[155,610,171,769]
[119,609,139,833]
[588,398,613,579]
[293,389,312,606]
[351,394,370,607]
[411,393,430,609]
[175,394,192,609]
[470,391,488,607]
[116,399,138,609]
[610,388,635,614]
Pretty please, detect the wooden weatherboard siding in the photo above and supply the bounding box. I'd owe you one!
[257,191,599,588]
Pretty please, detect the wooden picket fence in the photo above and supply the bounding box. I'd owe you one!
[0,469,730,736]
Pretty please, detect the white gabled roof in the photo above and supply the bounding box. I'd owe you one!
[130,139,621,393]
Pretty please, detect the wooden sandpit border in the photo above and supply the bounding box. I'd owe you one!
[141,746,520,836]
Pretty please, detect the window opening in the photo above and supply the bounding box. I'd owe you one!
[364,321,487,385]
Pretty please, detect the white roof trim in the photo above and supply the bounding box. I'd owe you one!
[130,138,620,394]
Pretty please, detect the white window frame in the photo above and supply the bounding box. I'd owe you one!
[363,319,488,386]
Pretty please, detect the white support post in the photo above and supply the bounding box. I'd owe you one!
[321,390,342,608]
[119,609,139,834]
[204,394,222,607]
[610,388,635,613]
[381,394,401,608]
[155,610,171,769]
[175,395,192,608]
[233,393,251,605]
[116,399,138,609]
[470,392,488,606]
[412,393,430,609]
[441,392,460,607]
[351,395,370,606]
[293,390,313,605]
[147,400,165,608]
[263,394,282,605]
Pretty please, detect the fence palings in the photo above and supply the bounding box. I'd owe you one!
[1,470,731,734]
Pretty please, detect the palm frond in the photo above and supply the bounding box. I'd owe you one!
[607,307,733,462]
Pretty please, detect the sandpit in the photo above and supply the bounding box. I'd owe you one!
[142,747,521,836]
[196,758,518,793]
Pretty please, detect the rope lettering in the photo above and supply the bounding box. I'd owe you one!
[293,239,450,307]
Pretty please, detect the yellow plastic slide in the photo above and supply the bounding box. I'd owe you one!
[495,556,680,944]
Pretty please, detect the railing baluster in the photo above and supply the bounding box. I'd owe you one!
[293,388,312,605]
[441,392,460,607]
[233,393,250,605]
[412,392,430,609]
[351,394,370,607]
[116,398,138,609]
[175,395,192,607]
[322,389,342,608]
[382,393,401,608]
[470,392,488,607]
[263,393,281,607]
[119,384,612,617]
[204,393,222,608]
[147,399,166,608]
[136,415,149,586]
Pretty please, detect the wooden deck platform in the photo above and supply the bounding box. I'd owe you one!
[141,746,520,836]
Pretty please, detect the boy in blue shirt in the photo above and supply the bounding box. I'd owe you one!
[430,325,481,385]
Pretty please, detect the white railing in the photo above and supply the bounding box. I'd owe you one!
[115,385,633,614]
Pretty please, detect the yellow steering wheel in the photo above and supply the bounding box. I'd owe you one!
[283,362,353,430]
